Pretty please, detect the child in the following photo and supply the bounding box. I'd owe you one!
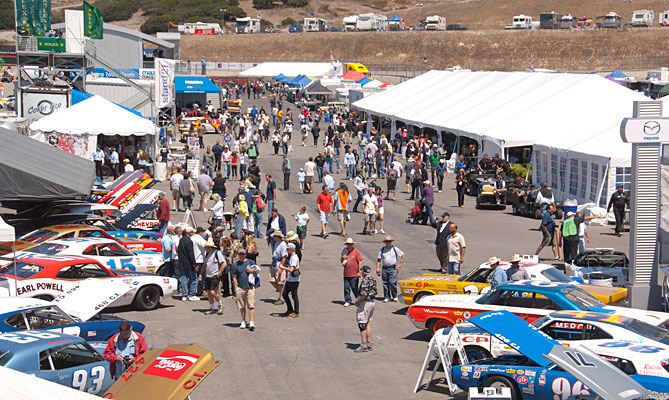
[291,205,310,250]
[297,167,306,193]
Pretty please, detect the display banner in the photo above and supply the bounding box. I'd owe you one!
[83,1,103,39]
[154,58,176,109]
[15,0,51,36]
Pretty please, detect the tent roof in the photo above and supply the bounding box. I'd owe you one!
[389,15,403,21]
[240,62,337,78]
[30,95,156,136]
[287,74,313,87]
[607,69,627,79]
[363,79,384,88]
[357,76,372,85]
[174,76,221,94]
[341,71,367,81]
[71,89,143,117]
[306,81,333,95]
[272,73,287,80]
[353,70,648,163]
[0,126,94,201]
[0,217,15,241]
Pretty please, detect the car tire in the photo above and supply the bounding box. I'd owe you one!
[34,294,54,301]
[428,318,453,335]
[133,285,161,311]
[484,376,520,400]
[413,291,433,303]
[464,346,491,362]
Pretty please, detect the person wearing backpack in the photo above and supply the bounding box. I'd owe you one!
[375,236,405,303]
[199,241,226,315]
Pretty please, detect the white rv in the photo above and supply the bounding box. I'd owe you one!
[177,22,223,35]
[631,9,654,27]
[601,12,622,28]
[356,14,387,31]
[512,14,533,29]
[343,15,359,31]
[659,11,669,26]
[235,17,261,34]
[424,15,446,31]
[560,14,575,29]
[304,17,328,32]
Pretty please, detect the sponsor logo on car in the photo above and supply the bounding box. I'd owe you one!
[143,350,200,380]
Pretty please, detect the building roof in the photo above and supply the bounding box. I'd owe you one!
[51,22,174,48]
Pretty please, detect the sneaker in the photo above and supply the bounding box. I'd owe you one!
[366,343,373,351]
[324,232,329,238]
[189,296,200,301]
[460,205,464,208]
[354,345,369,353]
[182,297,188,302]
[248,321,255,331]
[343,302,351,307]
[383,298,389,303]
[380,230,385,234]
[217,306,224,315]
[374,229,378,234]
[392,297,399,302]
[274,299,285,305]
[204,309,215,315]
[202,208,208,212]
[290,313,299,318]
[240,321,247,329]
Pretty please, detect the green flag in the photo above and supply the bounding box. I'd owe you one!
[15,0,52,36]
[83,1,103,39]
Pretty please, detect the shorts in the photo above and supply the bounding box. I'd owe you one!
[204,276,220,291]
[305,176,313,185]
[320,211,331,224]
[269,268,286,284]
[387,179,397,191]
[199,190,209,198]
[378,207,384,216]
[297,225,307,239]
[364,213,376,222]
[540,234,555,247]
[235,287,255,309]
[336,210,348,222]
[171,188,180,201]
[356,300,375,323]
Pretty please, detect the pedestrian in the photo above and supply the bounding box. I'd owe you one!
[578,213,590,254]
[436,158,447,192]
[278,243,300,318]
[534,204,560,260]
[161,225,175,278]
[269,231,287,305]
[102,321,148,380]
[323,170,335,193]
[93,146,105,178]
[333,183,351,236]
[316,184,333,238]
[212,171,227,203]
[231,248,257,331]
[123,158,134,172]
[179,171,195,210]
[352,169,366,213]
[374,186,385,234]
[311,122,320,147]
[282,154,291,190]
[421,180,435,226]
[192,227,207,296]
[290,205,310,250]
[234,194,249,237]
[455,169,467,208]
[297,168,306,193]
[156,191,170,234]
[445,223,466,275]
[354,265,377,353]
[506,255,529,281]
[361,187,377,235]
[170,170,184,211]
[109,147,119,180]
[386,164,398,200]
[266,208,287,246]
[251,190,266,239]
[304,157,316,193]
[199,241,225,315]
[486,256,507,288]
[212,140,223,172]
[340,238,362,307]
[557,211,601,263]
[272,130,281,155]
[178,227,199,301]
[210,193,224,228]
[375,235,405,303]
[607,184,629,237]
[265,174,276,212]
[344,149,356,180]
[203,146,215,177]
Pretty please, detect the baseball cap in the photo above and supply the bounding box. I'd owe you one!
[237,248,247,254]
[196,227,205,233]
[119,321,132,332]
[287,243,296,250]
[567,211,575,217]
[361,265,371,274]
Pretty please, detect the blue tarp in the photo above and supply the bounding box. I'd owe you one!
[174,76,221,94]
[287,74,313,87]
[608,69,627,79]
[357,76,372,85]
[71,90,143,117]
[272,73,287,81]
[389,15,402,22]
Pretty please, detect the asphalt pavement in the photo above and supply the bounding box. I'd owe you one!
[108,95,629,400]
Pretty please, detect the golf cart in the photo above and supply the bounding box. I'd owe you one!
[506,182,563,219]
[476,180,506,210]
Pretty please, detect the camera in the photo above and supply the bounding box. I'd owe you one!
[123,355,134,364]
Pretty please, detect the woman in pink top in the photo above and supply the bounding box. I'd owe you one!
[221,147,232,179]
[230,152,238,179]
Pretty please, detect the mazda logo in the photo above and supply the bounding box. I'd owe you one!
[643,121,661,135]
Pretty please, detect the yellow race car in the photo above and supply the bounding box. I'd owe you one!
[399,260,627,306]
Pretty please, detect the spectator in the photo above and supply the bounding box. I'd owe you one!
[506,255,529,281]
[340,238,362,307]
[375,236,405,303]
[607,184,629,237]
[304,157,317,193]
[265,174,276,212]
[290,205,310,250]
[436,158,447,192]
[170,170,184,211]
[269,231,288,305]
[210,193,224,228]
[234,194,249,237]
[156,192,170,234]
[344,149,357,180]
[486,256,507,288]
[374,186,385,235]
[386,163,398,201]
[558,211,601,263]
[161,226,175,278]
[333,183,351,236]
[278,243,300,318]
[434,212,452,273]
[212,171,227,203]
[196,169,213,212]
[203,146,215,177]
[251,190,266,239]
[455,169,467,208]
[231,248,256,331]
[199,241,225,315]
[362,187,378,236]
[535,181,554,212]
[352,169,366,213]
[354,265,377,353]
[578,213,590,254]
[266,208,287,246]
[446,223,466,275]
[297,168,306,193]
[178,227,198,301]
[316,184,333,238]
[212,140,223,172]
[179,171,195,210]
[323,170,335,193]
[421,180,435,226]
[534,204,560,260]
[314,152,326,182]
[103,321,148,380]
[282,154,291,191]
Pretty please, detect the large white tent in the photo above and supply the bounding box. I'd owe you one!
[0,217,14,241]
[352,70,649,207]
[240,62,341,78]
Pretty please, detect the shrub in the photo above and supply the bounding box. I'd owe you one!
[283,0,308,7]
[260,19,273,30]
[510,163,531,181]
[253,0,274,9]
[96,0,140,22]
[0,2,15,30]
[281,17,297,26]
[224,6,247,19]
[140,15,177,34]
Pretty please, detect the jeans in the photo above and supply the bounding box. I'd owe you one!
[437,175,444,191]
[578,236,586,254]
[447,261,461,275]
[240,164,247,178]
[346,164,355,179]
[353,189,364,212]
[381,267,398,300]
[457,185,465,206]
[325,157,333,173]
[267,200,274,213]
[283,172,290,190]
[377,162,385,178]
[204,165,213,178]
[179,268,198,297]
[158,220,168,235]
[182,195,193,209]
[344,276,359,303]
[254,212,264,238]
[422,202,434,225]
[317,165,324,182]
[224,162,231,178]
[283,281,300,314]
[235,216,247,237]
[282,143,288,155]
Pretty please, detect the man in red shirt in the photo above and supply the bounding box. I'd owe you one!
[340,238,363,307]
[316,184,333,238]
[156,191,170,234]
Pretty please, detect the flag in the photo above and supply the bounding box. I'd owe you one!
[15,0,52,36]
[155,58,176,109]
[83,1,103,39]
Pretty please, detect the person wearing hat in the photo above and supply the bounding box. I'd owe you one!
[557,211,601,263]
[607,183,629,237]
[434,211,453,273]
[297,167,306,193]
[324,141,335,173]
[123,158,134,173]
[354,265,377,353]
[156,191,170,234]
[278,242,300,318]
[103,321,148,379]
[486,256,507,288]
[178,227,199,301]
[285,230,302,261]
[341,238,363,307]
[199,241,226,315]
[376,235,405,303]
[269,230,287,305]
[506,255,529,281]
[231,248,257,331]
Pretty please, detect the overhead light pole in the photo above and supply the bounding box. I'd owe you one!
[220,8,227,34]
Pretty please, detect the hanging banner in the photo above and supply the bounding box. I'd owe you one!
[154,58,176,109]
[83,1,103,39]
[37,37,66,52]
[15,0,52,36]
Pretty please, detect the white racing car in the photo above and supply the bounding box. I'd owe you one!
[566,248,629,287]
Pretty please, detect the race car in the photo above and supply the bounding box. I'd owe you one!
[0,224,161,256]
[407,280,669,334]
[443,311,668,400]
[566,248,629,287]
[0,255,177,311]
[399,259,627,305]
[179,116,221,140]
[18,237,164,274]
[89,217,162,240]
[0,330,113,395]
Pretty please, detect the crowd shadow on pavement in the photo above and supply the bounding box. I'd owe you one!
[331,300,346,306]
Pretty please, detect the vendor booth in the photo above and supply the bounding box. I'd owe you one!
[174,76,222,110]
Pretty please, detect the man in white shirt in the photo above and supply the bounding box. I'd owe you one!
[192,227,207,296]
[361,188,377,235]
[109,148,119,179]
[170,170,184,211]
[304,157,317,194]
[93,147,105,178]
[123,158,134,172]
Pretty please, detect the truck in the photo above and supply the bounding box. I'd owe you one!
[539,11,560,29]
[512,14,533,29]
[600,12,622,28]
[177,22,223,35]
[342,15,358,31]
[424,15,446,31]
[235,17,261,34]
[631,9,654,27]
[345,63,370,77]
[304,17,328,32]
[356,13,387,31]
[560,14,575,29]
[660,11,669,26]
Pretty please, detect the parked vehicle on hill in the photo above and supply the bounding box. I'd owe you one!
[539,11,560,29]
[560,14,575,29]
[512,14,533,29]
[577,16,594,28]
[343,15,358,31]
[388,16,406,31]
[424,15,446,31]
[304,17,328,32]
[660,11,669,26]
[345,63,370,77]
[288,24,303,33]
[632,9,654,27]
[357,13,387,31]
[600,12,622,28]
[235,17,260,34]
[177,22,223,35]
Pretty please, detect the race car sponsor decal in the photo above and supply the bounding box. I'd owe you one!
[598,341,664,353]
[461,372,468,377]
[404,289,414,294]
[401,282,406,287]
[144,350,200,380]
[87,331,97,337]
[525,370,536,377]
[517,369,524,375]
[463,311,471,319]
[473,371,481,379]
[505,369,515,374]
[552,377,589,398]
[640,363,666,377]
[522,387,534,395]
[454,311,463,316]
[460,366,472,372]
[462,336,489,343]
[517,376,528,384]
[17,282,64,295]
[538,376,546,386]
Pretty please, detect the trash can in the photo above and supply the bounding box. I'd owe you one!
[588,272,613,287]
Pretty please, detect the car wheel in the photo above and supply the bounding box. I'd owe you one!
[34,294,54,301]
[413,291,433,303]
[133,285,161,311]
[428,318,453,335]
[484,376,520,400]
[464,346,491,362]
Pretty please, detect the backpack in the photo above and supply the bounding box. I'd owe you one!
[248,146,257,158]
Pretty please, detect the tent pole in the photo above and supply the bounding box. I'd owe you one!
[595,160,610,207]
[12,240,16,297]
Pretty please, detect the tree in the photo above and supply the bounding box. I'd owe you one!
[253,0,273,9]
[140,15,177,34]
[260,19,273,31]
[281,17,297,26]
[96,0,140,22]
[282,0,308,7]
[224,6,246,20]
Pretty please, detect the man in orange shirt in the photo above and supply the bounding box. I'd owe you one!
[316,184,334,238]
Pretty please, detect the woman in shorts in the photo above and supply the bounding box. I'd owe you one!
[291,205,310,250]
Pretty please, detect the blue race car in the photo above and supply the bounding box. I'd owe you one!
[0,297,145,341]
[0,330,113,395]
[448,310,668,400]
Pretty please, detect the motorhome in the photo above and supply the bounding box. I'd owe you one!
[343,15,359,31]
[235,17,261,34]
[304,17,328,32]
[356,14,387,31]
[601,12,622,28]
[631,9,654,27]
[539,11,560,29]
[512,14,533,29]
[660,11,669,26]
[424,15,446,31]
[178,22,223,35]
[560,14,575,29]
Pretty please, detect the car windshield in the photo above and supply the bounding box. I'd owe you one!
[0,350,12,366]
[476,288,498,304]
[20,229,60,243]
[0,262,45,278]
[541,268,574,283]
[531,316,550,328]
[23,243,69,255]
[564,287,604,309]
[624,319,669,344]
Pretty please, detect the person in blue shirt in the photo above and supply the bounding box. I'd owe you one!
[486,256,508,288]
[534,204,560,260]
[161,226,175,278]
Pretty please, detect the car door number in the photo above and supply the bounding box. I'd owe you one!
[0,331,59,344]
[72,366,106,394]
[552,377,589,400]
[106,258,136,271]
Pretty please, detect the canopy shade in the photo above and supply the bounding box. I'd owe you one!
[30,95,156,136]
[305,81,333,95]
[287,74,313,87]
[0,217,15,241]
[341,71,367,81]
[272,73,287,81]
[174,76,221,94]
[0,126,94,201]
[357,76,372,85]
[71,89,143,117]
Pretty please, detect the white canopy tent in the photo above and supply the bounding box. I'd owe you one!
[240,62,342,78]
[0,217,14,241]
[352,70,649,207]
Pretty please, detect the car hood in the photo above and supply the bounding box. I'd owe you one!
[604,306,669,326]
[403,274,461,283]
[412,293,480,308]
[51,278,134,321]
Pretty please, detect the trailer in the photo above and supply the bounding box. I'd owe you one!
[539,11,560,29]
[177,22,223,35]
[512,14,533,29]
[343,15,358,31]
[356,14,387,31]
[235,17,261,34]
[631,9,654,27]
[424,15,446,31]
[560,14,575,29]
[304,17,328,32]
[600,12,622,28]
[660,11,669,26]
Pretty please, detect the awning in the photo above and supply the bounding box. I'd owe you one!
[341,71,367,81]
[175,76,221,94]
[306,81,332,95]
[71,90,143,117]
[287,74,313,87]
[357,76,372,85]
[0,126,94,201]
[272,73,287,81]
